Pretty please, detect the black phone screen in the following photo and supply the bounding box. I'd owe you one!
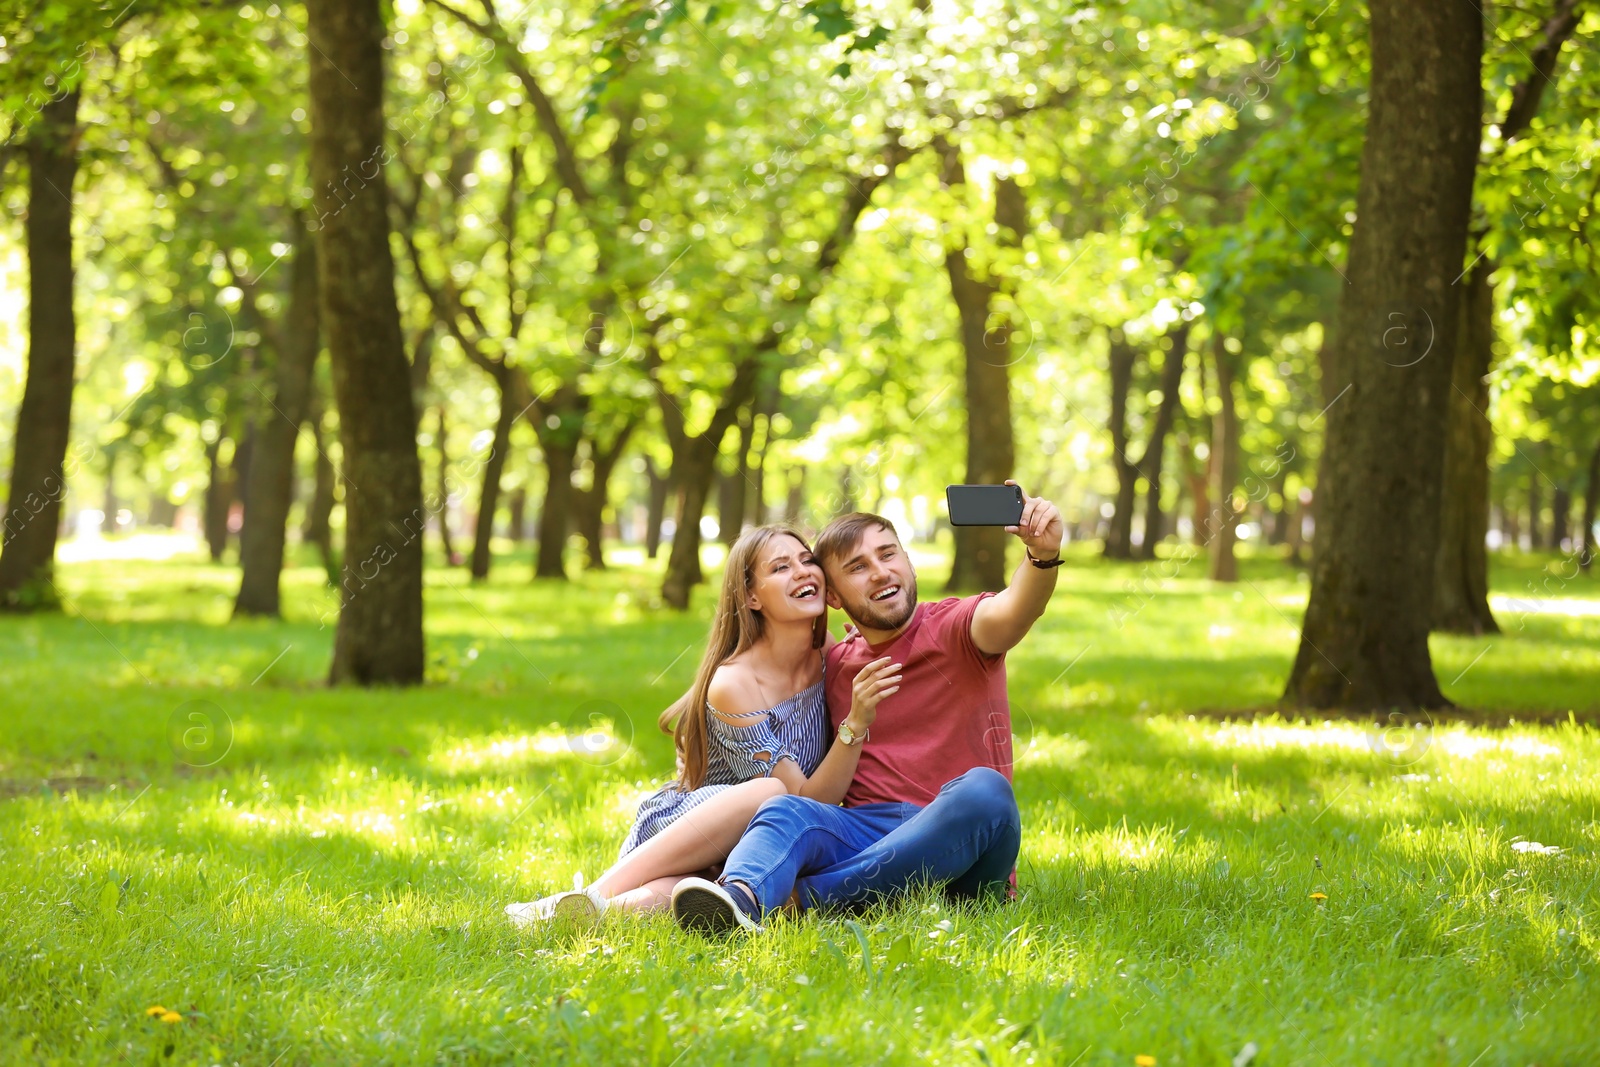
[946,484,1025,526]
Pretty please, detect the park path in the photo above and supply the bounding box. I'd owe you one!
[1490,595,1600,617]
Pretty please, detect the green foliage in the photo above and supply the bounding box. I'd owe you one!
[1,0,1596,591]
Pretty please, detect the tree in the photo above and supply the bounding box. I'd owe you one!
[1207,334,1241,582]
[0,90,79,610]
[234,222,320,617]
[941,143,1022,593]
[302,388,340,582]
[1134,322,1190,561]
[1284,0,1482,709]
[1584,439,1600,570]
[650,123,913,608]
[1432,0,1587,634]
[1432,257,1497,632]
[1104,322,1190,563]
[422,0,633,582]
[573,409,639,570]
[306,0,424,685]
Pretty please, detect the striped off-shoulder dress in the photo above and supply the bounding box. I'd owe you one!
[618,668,829,858]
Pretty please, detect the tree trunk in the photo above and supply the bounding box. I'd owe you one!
[507,487,527,544]
[1430,257,1498,633]
[526,383,587,581]
[232,420,256,527]
[719,410,754,548]
[656,357,759,608]
[574,417,635,571]
[1183,431,1211,548]
[235,226,320,617]
[534,437,577,579]
[1267,470,1291,546]
[1581,440,1599,571]
[203,439,233,562]
[644,457,668,559]
[303,398,338,582]
[785,466,805,525]
[574,481,604,569]
[309,0,425,686]
[1287,488,1310,564]
[662,438,720,608]
[1208,338,1241,583]
[1190,466,1211,547]
[1551,485,1571,551]
[1103,333,1138,560]
[943,153,1019,593]
[1187,356,1212,547]
[469,375,516,580]
[945,245,1016,593]
[101,448,120,535]
[746,402,774,528]
[435,405,459,565]
[0,91,80,611]
[409,327,434,433]
[1528,469,1543,549]
[1133,325,1190,561]
[837,465,858,515]
[1503,494,1521,552]
[1284,0,1481,710]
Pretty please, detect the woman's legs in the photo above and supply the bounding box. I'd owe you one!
[589,777,785,909]
[606,876,688,914]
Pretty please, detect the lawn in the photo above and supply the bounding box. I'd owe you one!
[1,539,1597,1066]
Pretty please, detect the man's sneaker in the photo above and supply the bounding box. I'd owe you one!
[505,872,608,929]
[671,876,765,935]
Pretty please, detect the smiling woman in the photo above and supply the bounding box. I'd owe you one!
[502,524,893,925]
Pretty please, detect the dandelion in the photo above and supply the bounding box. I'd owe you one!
[159,1011,182,1024]
[144,1006,167,1017]
[1135,1057,1157,1066]
[1309,892,1327,901]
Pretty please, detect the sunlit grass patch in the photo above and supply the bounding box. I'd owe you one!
[1205,718,1565,760]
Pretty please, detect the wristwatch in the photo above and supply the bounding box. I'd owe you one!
[837,720,869,746]
[1027,549,1065,569]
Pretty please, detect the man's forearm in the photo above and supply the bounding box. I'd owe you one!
[972,552,1059,654]
[971,482,1066,655]
[1002,551,1059,628]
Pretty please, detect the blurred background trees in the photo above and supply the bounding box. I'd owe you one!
[1,0,1595,699]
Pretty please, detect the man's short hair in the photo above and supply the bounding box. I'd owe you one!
[814,512,898,571]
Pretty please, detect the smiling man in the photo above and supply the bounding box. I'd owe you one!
[671,481,1065,933]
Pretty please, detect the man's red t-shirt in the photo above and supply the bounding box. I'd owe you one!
[825,594,1012,808]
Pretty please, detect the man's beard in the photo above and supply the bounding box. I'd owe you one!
[843,572,919,633]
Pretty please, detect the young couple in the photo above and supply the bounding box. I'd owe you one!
[505,481,1065,934]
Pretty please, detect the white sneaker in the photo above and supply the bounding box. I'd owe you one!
[670,876,765,935]
[505,872,608,929]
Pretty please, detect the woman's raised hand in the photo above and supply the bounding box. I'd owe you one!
[848,655,902,729]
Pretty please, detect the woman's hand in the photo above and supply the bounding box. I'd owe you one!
[846,655,902,733]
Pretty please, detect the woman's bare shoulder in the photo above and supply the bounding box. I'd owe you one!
[706,661,765,722]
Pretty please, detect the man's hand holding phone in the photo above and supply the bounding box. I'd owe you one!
[1002,480,1064,561]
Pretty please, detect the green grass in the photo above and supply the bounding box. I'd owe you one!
[1,539,1597,1066]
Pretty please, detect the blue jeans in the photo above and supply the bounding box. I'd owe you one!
[719,767,1021,915]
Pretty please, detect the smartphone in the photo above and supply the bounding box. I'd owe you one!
[946,484,1025,526]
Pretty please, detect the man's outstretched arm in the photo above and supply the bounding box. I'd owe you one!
[970,480,1065,656]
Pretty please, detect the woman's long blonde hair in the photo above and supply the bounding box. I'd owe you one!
[658,524,826,790]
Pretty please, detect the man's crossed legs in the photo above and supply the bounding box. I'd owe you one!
[672,768,1021,932]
